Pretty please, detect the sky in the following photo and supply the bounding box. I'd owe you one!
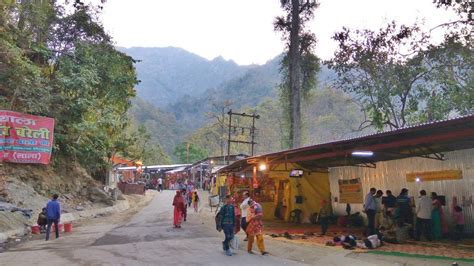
[100,0,459,65]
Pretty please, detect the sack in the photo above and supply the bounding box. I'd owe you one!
[230,235,239,251]
[215,209,223,232]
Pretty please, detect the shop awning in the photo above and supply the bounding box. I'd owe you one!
[220,114,474,172]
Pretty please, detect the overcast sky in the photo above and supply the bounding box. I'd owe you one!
[101,0,458,65]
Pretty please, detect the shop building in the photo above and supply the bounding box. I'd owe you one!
[218,115,474,231]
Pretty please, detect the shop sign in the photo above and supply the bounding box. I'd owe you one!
[338,178,363,203]
[0,110,54,164]
[406,170,462,182]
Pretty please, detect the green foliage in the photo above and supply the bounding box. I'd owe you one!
[0,1,166,179]
[328,21,473,131]
[173,142,208,164]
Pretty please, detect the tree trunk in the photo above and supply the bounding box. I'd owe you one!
[288,0,302,148]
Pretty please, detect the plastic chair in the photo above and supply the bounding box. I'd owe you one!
[290,209,302,223]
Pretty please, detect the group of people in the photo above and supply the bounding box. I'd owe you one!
[364,187,465,242]
[172,188,200,228]
[216,191,269,257]
[36,194,62,241]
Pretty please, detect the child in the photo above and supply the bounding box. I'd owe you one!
[452,205,464,241]
[37,208,47,233]
[192,191,199,213]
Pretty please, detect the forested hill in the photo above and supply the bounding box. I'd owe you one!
[118,47,250,106]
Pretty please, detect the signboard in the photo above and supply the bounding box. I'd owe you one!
[338,178,363,203]
[406,170,462,182]
[0,110,54,164]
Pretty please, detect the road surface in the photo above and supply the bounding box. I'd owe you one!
[0,191,464,265]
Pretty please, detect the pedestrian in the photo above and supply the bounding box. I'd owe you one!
[318,199,331,236]
[383,190,396,229]
[415,190,432,241]
[173,190,185,228]
[218,195,235,256]
[431,192,447,239]
[158,177,163,192]
[192,190,199,213]
[364,188,377,236]
[374,190,384,229]
[181,188,188,222]
[240,191,250,241]
[396,188,413,226]
[45,194,61,241]
[246,199,269,256]
[452,204,464,241]
[37,207,47,233]
[231,192,241,234]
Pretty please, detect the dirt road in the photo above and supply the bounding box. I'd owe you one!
[0,191,465,265]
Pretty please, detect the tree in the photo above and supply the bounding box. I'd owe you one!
[173,142,208,164]
[274,0,320,148]
[328,21,473,131]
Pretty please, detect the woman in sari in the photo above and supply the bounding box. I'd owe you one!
[173,190,185,228]
[246,200,268,255]
[431,192,447,239]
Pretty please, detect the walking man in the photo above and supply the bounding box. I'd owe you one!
[240,191,250,241]
[218,195,235,256]
[45,194,61,241]
[364,188,377,236]
[158,177,163,192]
[246,199,268,255]
[415,190,432,241]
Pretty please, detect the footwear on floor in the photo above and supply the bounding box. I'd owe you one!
[248,250,255,254]
[226,249,232,256]
[261,251,269,256]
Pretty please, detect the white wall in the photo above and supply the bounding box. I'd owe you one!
[329,148,474,232]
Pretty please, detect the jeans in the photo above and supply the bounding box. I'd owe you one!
[222,224,234,251]
[320,216,329,235]
[415,217,432,241]
[366,209,376,235]
[454,224,464,240]
[46,218,59,241]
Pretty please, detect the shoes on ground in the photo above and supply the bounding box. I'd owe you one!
[248,250,255,254]
[226,250,232,256]
[261,252,269,256]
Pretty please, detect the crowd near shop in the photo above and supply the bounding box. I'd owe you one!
[211,115,474,250]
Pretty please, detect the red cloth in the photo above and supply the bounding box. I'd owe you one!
[173,192,185,227]
[246,203,263,235]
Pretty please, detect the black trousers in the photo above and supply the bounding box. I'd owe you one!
[46,219,59,240]
[366,209,376,235]
[415,217,432,241]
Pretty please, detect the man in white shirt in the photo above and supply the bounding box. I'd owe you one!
[364,188,377,236]
[415,190,432,241]
[240,191,250,241]
[158,177,163,192]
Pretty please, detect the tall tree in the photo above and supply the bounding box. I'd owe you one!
[328,22,472,131]
[274,0,319,148]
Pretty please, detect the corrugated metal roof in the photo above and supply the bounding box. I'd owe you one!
[220,114,474,172]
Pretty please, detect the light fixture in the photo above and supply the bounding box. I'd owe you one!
[415,177,421,182]
[240,174,245,178]
[210,160,214,164]
[258,163,267,171]
[351,151,374,157]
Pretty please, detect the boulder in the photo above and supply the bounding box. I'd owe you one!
[87,187,114,206]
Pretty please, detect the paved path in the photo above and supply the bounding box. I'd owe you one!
[0,191,467,265]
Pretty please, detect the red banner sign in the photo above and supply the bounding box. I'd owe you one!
[0,110,55,164]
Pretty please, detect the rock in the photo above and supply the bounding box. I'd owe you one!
[87,187,114,206]
[75,206,84,211]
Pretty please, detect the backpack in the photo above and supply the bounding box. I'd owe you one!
[215,208,224,232]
